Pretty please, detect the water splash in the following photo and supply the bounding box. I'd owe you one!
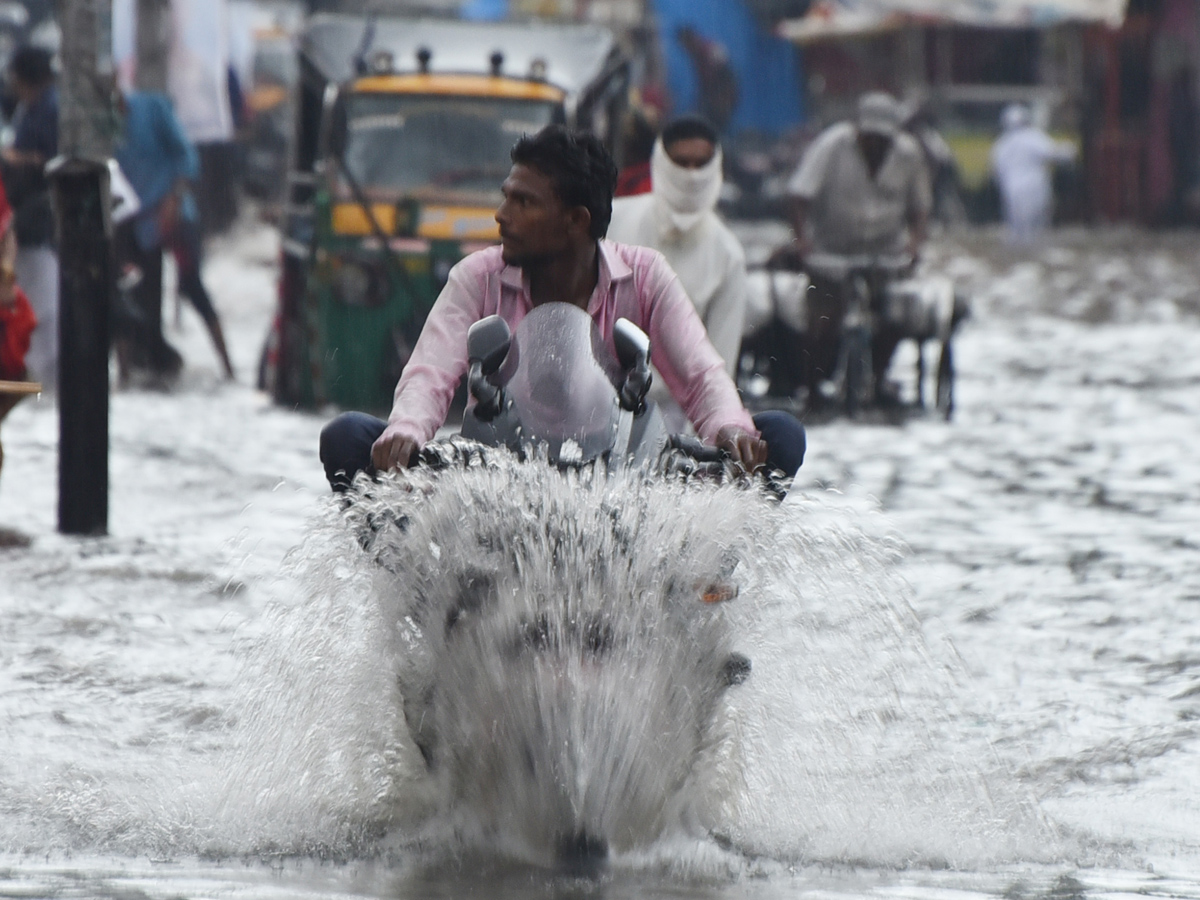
[210,452,1051,868]
[1,451,1057,871]
[353,456,766,866]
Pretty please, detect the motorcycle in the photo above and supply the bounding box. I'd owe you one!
[347,303,764,871]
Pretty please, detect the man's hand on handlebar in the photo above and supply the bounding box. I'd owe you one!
[715,425,768,475]
[905,236,923,271]
[906,213,928,271]
[372,426,418,472]
[766,237,810,272]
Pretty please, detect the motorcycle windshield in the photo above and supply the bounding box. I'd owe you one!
[505,303,622,462]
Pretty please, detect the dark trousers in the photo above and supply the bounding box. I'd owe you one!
[114,218,221,377]
[196,141,241,236]
[806,273,902,400]
[805,273,842,396]
[320,409,806,493]
[169,218,220,325]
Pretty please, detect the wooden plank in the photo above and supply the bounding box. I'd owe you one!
[0,380,43,395]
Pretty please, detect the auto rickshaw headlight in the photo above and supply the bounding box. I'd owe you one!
[333,261,373,307]
[370,50,394,75]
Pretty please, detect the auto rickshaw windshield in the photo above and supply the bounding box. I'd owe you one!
[339,93,561,198]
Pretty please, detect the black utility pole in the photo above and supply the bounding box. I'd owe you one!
[50,0,115,535]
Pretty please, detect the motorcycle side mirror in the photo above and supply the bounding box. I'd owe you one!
[613,317,652,413]
[467,315,511,420]
[614,318,649,370]
[468,315,511,376]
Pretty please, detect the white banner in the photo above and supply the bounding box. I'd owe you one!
[168,0,233,144]
[111,0,233,143]
[111,0,135,90]
[780,0,1129,42]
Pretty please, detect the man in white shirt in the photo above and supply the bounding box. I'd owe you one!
[607,113,804,474]
[786,92,931,407]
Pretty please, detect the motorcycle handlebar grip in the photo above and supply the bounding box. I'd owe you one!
[667,433,728,463]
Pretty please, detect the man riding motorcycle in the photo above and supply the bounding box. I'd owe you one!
[785,92,931,409]
[320,125,806,491]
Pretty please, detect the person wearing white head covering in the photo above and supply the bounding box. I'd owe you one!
[608,114,748,431]
[990,103,1077,245]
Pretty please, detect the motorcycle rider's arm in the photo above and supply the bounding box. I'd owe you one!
[372,261,485,470]
[785,123,845,260]
[906,207,928,265]
[786,197,812,260]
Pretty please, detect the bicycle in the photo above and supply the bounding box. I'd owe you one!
[803,252,913,418]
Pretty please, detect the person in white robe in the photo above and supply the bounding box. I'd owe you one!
[990,104,1077,246]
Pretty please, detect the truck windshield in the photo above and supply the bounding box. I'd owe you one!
[340,93,560,198]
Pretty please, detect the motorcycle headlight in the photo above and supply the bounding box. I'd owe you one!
[333,261,373,307]
[698,580,738,604]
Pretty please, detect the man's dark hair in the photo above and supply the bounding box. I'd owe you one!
[510,125,618,240]
[661,114,719,148]
[9,45,54,88]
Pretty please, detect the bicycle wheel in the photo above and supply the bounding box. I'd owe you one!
[935,338,954,421]
[842,325,870,418]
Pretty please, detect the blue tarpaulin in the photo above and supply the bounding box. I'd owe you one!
[651,0,805,136]
[460,0,508,21]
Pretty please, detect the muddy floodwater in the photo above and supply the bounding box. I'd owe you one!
[1,222,1199,899]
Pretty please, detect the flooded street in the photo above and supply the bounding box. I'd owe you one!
[794,226,1200,873]
[1,220,1199,898]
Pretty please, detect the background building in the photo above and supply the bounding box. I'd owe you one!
[777,0,1149,224]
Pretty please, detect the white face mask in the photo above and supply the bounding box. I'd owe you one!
[650,137,723,236]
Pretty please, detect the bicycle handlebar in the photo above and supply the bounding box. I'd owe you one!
[804,252,913,279]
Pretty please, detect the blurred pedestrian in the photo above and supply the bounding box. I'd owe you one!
[114,90,235,381]
[608,113,747,431]
[677,26,739,136]
[903,102,966,226]
[785,91,930,407]
[990,103,1076,246]
[614,107,657,198]
[0,171,38,486]
[1,45,58,390]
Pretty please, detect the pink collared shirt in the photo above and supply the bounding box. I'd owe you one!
[386,240,757,446]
